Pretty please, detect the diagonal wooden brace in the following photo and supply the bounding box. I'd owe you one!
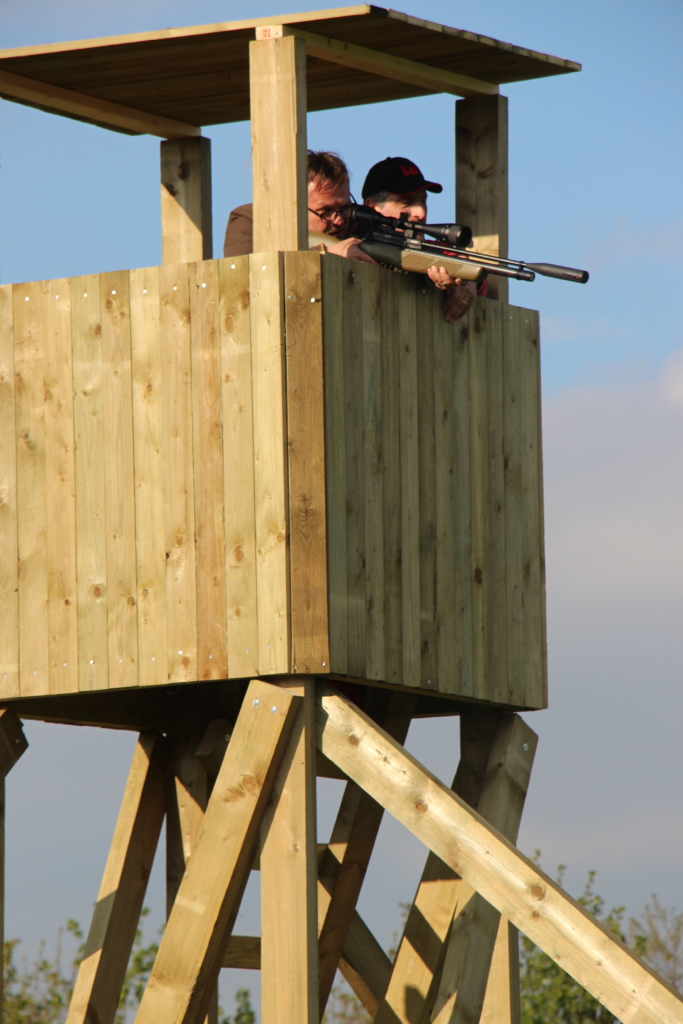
[316,685,683,1024]
[67,731,166,1024]
[317,689,415,1015]
[134,680,300,1024]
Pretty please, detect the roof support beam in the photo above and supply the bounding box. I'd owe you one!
[255,24,499,99]
[0,68,200,138]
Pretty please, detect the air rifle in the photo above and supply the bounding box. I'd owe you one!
[348,205,589,285]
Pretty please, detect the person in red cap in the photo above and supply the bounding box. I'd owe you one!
[362,156,483,322]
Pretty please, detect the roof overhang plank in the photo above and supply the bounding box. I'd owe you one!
[0,6,580,134]
[0,68,200,137]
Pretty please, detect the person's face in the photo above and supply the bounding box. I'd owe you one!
[307,178,352,238]
[366,190,428,223]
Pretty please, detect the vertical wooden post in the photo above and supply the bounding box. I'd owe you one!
[260,677,319,1024]
[250,32,308,252]
[67,732,166,1024]
[481,919,522,1024]
[456,96,509,302]
[0,710,28,1022]
[160,137,213,264]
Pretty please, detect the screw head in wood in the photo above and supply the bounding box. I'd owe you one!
[253,699,260,707]
[523,743,529,751]
[270,707,277,714]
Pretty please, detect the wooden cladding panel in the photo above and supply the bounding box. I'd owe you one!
[0,255,324,697]
[321,259,546,709]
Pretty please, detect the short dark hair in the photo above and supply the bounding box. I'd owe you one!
[307,150,349,190]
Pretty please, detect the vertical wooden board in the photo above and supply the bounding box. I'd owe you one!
[13,280,48,696]
[190,260,228,680]
[72,275,108,691]
[452,315,474,697]
[219,256,258,679]
[502,308,525,707]
[520,308,546,708]
[469,299,489,701]
[342,264,365,679]
[101,271,138,689]
[159,263,198,683]
[0,287,19,699]
[416,282,437,691]
[486,300,508,705]
[398,278,420,688]
[360,263,384,682]
[43,278,78,694]
[320,256,347,676]
[249,253,290,673]
[433,303,457,695]
[130,266,167,687]
[379,270,402,685]
[284,252,329,675]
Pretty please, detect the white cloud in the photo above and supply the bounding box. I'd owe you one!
[543,353,683,609]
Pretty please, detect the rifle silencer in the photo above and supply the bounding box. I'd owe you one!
[526,263,589,284]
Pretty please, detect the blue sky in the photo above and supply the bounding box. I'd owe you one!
[1,0,682,1016]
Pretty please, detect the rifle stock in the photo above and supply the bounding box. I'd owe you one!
[358,240,484,281]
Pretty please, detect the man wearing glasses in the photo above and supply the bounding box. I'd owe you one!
[223,149,374,262]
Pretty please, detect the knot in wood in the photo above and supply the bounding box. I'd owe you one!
[414,801,428,814]
[531,884,545,900]
[240,775,259,794]
[127,596,136,606]
[474,567,483,584]
[348,733,359,747]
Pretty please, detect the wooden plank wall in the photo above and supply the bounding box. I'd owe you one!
[0,255,321,698]
[0,252,544,708]
[321,258,546,709]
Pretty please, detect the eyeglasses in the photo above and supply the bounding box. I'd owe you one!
[308,194,358,223]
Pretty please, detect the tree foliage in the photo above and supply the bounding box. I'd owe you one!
[519,863,625,1024]
[5,874,682,1024]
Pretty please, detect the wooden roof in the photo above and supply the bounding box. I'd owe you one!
[0,5,580,134]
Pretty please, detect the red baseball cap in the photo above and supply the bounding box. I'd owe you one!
[361,157,443,200]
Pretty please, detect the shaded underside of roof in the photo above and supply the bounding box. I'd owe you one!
[0,5,581,130]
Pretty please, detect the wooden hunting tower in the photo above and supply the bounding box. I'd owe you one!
[0,7,680,1024]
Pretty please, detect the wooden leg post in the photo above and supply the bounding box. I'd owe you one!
[166,732,218,1024]
[250,32,308,252]
[67,731,166,1024]
[372,711,535,1024]
[430,714,536,1024]
[0,710,28,1021]
[135,680,301,1024]
[480,919,522,1024]
[161,136,213,265]
[317,690,415,1016]
[456,95,509,303]
[261,677,319,1024]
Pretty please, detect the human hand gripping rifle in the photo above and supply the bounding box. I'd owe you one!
[348,204,589,285]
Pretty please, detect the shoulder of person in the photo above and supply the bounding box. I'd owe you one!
[227,203,253,225]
